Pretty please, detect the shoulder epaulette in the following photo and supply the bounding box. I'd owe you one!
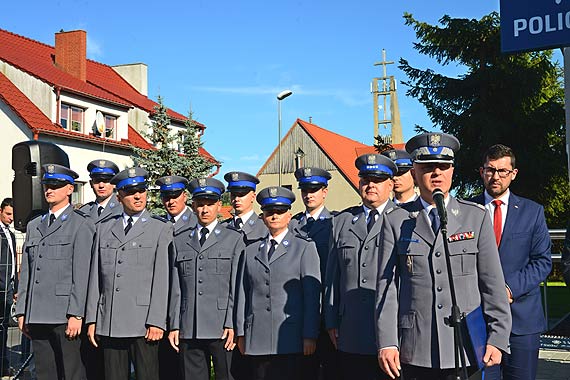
[385,207,397,215]
[225,224,240,232]
[295,233,313,242]
[338,205,360,215]
[456,198,486,210]
[293,211,304,220]
[151,214,169,223]
[73,209,88,218]
[222,217,233,223]
[331,210,339,216]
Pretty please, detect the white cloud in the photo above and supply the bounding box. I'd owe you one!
[87,36,103,59]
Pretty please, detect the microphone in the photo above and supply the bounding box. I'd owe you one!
[432,188,448,226]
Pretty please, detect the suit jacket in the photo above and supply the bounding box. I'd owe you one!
[471,193,551,335]
[85,210,172,338]
[235,230,321,355]
[0,225,16,293]
[170,207,197,237]
[290,207,335,279]
[15,205,95,324]
[563,219,570,287]
[169,222,244,339]
[375,197,512,369]
[222,212,268,246]
[324,201,395,355]
[80,193,123,224]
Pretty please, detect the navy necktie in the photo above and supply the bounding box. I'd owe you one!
[306,216,315,231]
[267,239,277,260]
[97,206,104,216]
[234,218,243,230]
[124,217,133,235]
[429,208,440,234]
[367,209,378,233]
[49,214,56,227]
[200,227,209,246]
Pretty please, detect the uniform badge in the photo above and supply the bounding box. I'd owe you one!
[260,242,266,249]
[409,211,419,218]
[248,219,254,225]
[190,230,195,238]
[269,187,278,197]
[303,168,312,177]
[132,242,137,247]
[448,231,475,242]
[61,214,68,221]
[99,160,106,167]
[352,216,359,223]
[128,168,136,178]
[198,178,207,187]
[141,217,147,222]
[430,134,441,147]
[182,215,188,221]
[388,151,397,160]
[109,202,116,208]
[282,240,289,247]
[451,208,459,216]
[47,164,55,174]
[231,172,239,181]
[367,155,376,164]
[214,228,221,235]
[165,177,172,185]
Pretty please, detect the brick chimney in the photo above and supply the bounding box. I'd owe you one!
[55,30,87,81]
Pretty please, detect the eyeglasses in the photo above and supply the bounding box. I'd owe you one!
[481,167,515,178]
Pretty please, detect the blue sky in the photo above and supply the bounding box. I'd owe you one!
[2,1,506,178]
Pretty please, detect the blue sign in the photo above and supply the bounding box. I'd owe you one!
[501,0,570,52]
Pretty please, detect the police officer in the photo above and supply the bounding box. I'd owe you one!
[324,154,397,380]
[376,133,512,380]
[86,167,172,380]
[235,187,321,380]
[80,159,122,223]
[16,164,95,380]
[155,175,195,380]
[381,149,417,205]
[223,171,267,244]
[168,177,244,380]
[290,167,339,380]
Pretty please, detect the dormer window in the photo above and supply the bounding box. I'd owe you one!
[60,103,84,132]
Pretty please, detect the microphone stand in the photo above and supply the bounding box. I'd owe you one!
[437,207,469,380]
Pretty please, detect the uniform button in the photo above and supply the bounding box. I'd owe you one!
[199,255,204,259]
[198,291,203,295]
[362,279,367,283]
[198,279,203,283]
[436,269,442,274]
[362,263,367,267]
[121,248,125,251]
[36,267,40,271]
[437,286,442,292]
[364,246,369,250]
[117,274,121,277]
[266,294,270,298]
[265,269,269,273]
[38,255,42,258]
[462,248,467,253]
[435,252,441,257]
[116,288,120,292]
[265,281,269,286]
[118,260,123,264]
[42,243,45,246]
[199,267,203,271]
[266,307,271,311]
[437,304,443,309]
[406,249,411,253]
[35,280,39,284]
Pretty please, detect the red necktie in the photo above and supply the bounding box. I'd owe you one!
[492,199,503,246]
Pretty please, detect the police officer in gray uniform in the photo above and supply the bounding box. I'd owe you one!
[80,159,122,223]
[324,154,397,380]
[86,167,172,380]
[168,177,244,380]
[235,187,321,380]
[16,164,95,380]
[155,175,195,380]
[222,171,267,245]
[381,149,418,205]
[290,167,339,380]
[376,133,512,380]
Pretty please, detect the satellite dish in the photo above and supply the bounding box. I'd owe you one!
[96,111,105,134]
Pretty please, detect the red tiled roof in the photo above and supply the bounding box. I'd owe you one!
[0,28,213,157]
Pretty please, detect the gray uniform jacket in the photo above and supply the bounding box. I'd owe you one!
[375,197,512,369]
[235,231,321,355]
[324,202,394,355]
[85,210,172,338]
[222,213,268,246]
[79,193,123,224]
[16,205,95,324]
[170,207,197,236]
[169,222,244,339]
[290,208,335,281]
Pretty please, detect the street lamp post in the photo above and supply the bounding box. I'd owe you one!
[277,90,293,186]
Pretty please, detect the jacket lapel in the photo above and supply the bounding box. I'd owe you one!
[201,225,222,251]
[268,231,294,264]
[254,239,270,269]
[406,199,435,245]
[501,193,520,249]
[123,209,150,241]
[348,207,367,243]
[111,216,127,243]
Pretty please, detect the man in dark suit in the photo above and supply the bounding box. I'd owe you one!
[290,167,339,380]
[16,164,96,380]
[324,154,397,380]
[0,198,16,376]
[563,223,570,287]
[471,144,552,380]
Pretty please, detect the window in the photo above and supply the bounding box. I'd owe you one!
[60,104,84,132]
[94,113,116,139]
[72,182,84,207]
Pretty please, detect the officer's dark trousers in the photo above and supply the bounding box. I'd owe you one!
[301,326,340,380]
[250,354,302,380]
[29,323,86,380]
[179,338,232,380]
[402,364,479,380]
[100,336,159,380]
[230,347,251,380]
[483,332,541,380]
[339,351,389,380]
[159,336,182,380]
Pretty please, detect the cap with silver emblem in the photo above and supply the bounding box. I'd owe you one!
[223,171,259,192]
[354,154,397,179]
[256,186,296,211]
[381,149,413,174]
[155,175,189,196]
[294,167,331,189]
[188,178,225,200]
[87,159,119,179]
[111,167,149,191]
[405,132,460,164]
[41,164,79,185]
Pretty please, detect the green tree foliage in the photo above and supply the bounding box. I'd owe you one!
[131,96,215,212]
[400,12,568,227]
